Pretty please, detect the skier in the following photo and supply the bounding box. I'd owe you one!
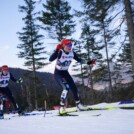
[0,65,23,117]
[49,39,96,114]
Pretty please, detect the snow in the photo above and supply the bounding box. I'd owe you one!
[1,102,134,134]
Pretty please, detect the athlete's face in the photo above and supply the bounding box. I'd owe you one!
[2,70,8,75]
[64,43,72,52]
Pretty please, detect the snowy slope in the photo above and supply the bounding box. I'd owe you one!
[0,102,134,134]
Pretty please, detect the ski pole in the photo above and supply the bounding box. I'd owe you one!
[44,100,47,117]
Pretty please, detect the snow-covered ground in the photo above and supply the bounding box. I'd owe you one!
[0,102,134,134]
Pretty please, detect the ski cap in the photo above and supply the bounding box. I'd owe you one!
[1,65,8,71]
[61,39,72,47]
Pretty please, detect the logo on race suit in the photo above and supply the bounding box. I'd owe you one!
[62,56,73,59]
[1,76,10,80]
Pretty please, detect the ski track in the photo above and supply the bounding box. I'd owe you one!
[0,103,134,134]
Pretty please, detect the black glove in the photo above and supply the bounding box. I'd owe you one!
[87,60,96,65]
[16,78,23,84]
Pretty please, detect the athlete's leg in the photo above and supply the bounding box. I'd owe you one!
[64,72,89,110]
[1,87,18,110]
[64,72,80,102]
[54,69,70,107]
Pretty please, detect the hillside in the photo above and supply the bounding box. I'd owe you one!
[6,67,134,111]
[8,67,62,110]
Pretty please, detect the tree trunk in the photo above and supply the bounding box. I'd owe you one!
[26,84,32,111]
[124,0,134,72]
[78,43,84,85]
[33,70,38,110]
[31,42,38,110]
[103,22,113,92]
[87,65,94,90]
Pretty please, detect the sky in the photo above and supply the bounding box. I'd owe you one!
[1,102,134,134]
[0,0,129,91]
[0,0,82,73]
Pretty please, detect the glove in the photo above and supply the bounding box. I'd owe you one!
[56,44,62,50]
[1,96,6,101]
[87,60,96,65]
[16,78,23,84]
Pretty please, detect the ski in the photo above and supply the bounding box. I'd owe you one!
[10,112,44,118]
[63,113,101,117]
[0,117,11,120]
[50,108,101,117]
[0,113,42,120]
[87,106,116,110]
[61,106,116,113]
[0,116,4,120]
[19,112,43,116]
[58,113,78,116]
[51,112,101,117]
[0,116,11,120]
[87,105,134,110]
[58,105,134,113]
[65,109,101,117]
[119,106,134,110]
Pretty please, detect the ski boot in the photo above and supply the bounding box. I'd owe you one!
[59,106,67,115]
[14,107,24,115]
[77,103,89,111]
[0,111,4,119]
[17,108,25,115]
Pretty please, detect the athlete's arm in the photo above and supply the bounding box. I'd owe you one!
[49,50,62,62]
[10,73,17,82]
[73,51,85,63]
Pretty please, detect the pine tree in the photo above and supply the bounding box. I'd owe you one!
[72,23,103,88]
[132,1,134,19]
[124,0,134,72]
[111,0,134,71]
[17,0,48,110]
[80,23,103,89]
[118,38,131,63]
[79,0,121,93]
[72,40,85,85]
[39,0,75,41]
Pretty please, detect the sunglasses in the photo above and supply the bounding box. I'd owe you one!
[66,43,72,47]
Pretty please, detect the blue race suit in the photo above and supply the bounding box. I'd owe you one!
[0,72,19,110]
[49,49,84,106]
